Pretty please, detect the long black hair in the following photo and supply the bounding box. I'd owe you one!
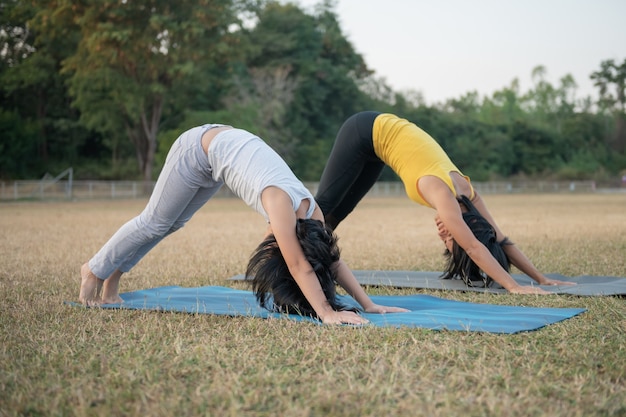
[245,218,358,317]
[441,195,512,288]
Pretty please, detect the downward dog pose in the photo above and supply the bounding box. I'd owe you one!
[79,124,407,324]
[315,111,575,294]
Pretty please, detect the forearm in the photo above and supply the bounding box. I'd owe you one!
[467,245,521,291]
[290,266,337,318]
[333,260,375,310]
[503,244,549,284]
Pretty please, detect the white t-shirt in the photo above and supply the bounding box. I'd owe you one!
[206,128,315,222]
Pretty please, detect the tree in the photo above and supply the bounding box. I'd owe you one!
[33,0,244,183]
[482,79,524,127]
[239,1,372,179]
[510,121,559,176]
[591,58,626,154]
[522,66,579,135]
[1,0,90,178]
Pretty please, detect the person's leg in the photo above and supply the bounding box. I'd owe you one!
[327,159,384,228]
[87,182,221,305]
[315,111,384,229]
[100,269,123,304]
[80,126,221,305]
[79,263,104,306]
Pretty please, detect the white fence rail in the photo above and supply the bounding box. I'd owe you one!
[0,180,600,201]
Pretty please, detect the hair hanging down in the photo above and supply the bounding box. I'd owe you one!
[245,218,358,317]
[441,195,512,288]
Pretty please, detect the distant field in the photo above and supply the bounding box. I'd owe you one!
[1,194,625,416]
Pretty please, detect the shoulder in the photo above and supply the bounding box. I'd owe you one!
[417,176,455,208]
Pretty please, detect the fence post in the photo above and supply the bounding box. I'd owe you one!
[67,168,73,199]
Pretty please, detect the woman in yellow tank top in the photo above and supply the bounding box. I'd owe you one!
[315,112,574,294]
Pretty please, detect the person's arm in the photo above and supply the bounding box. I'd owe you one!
[261,187,368,324]
[306,200,409,313]
[469,194,575,286]
[423,180,550,294]
[333,259,409,313]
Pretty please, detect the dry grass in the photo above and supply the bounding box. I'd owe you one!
[1,194,625,417]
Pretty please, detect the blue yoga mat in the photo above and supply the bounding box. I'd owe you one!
[76,285,585,334]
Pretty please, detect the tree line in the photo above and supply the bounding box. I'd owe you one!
[1,0,625,185]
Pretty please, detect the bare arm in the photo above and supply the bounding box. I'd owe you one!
[469,194,574,286]
[333,259,409,313]
[261,187,368,324]
[422,178,551,294]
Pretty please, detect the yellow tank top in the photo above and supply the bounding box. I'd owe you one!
[372,113,473,207]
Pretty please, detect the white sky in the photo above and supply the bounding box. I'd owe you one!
[288,0,626,105]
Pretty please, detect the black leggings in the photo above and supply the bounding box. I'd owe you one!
[315,111,385,229]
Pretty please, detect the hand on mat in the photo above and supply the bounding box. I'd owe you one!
[321,310,369,325]
[509,285,552,295]
[364,304,410,314]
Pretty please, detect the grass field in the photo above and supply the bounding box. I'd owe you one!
[1,194,625,416]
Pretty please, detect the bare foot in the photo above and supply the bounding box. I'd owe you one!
[101,270,124,304]
[79,263,103,306]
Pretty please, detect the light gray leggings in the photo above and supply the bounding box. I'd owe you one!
[89,125,223,279]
